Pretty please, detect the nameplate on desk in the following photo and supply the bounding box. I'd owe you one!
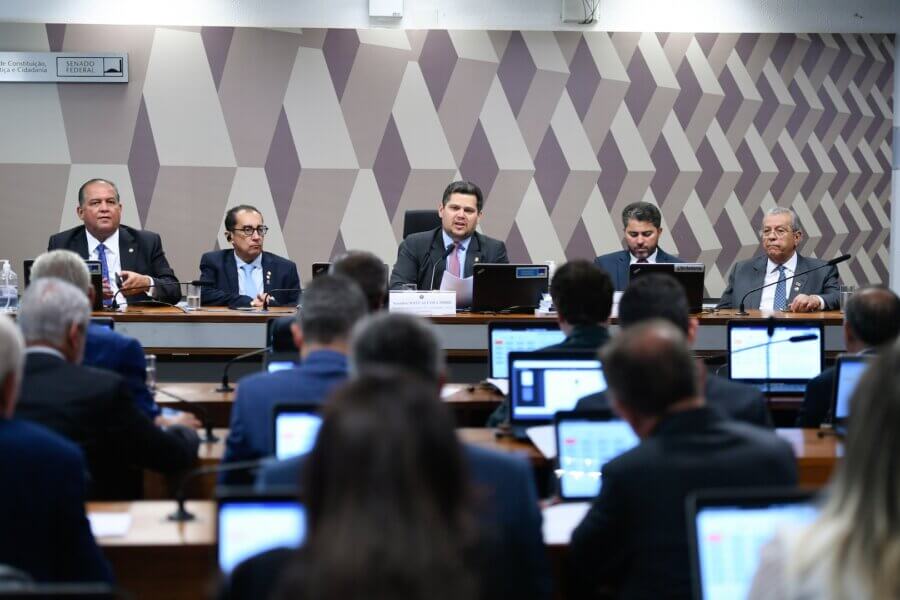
[389,291,456,315]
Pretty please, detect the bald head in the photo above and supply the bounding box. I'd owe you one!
[844,286,900,349]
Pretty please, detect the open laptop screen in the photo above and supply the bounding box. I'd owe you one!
[488,322,565,379]
[727,321,823,384]
[509,352,606,424]
[274,407,323,460]
[217,497,306,575]
[555,412,638,500]
[833,355,873,422]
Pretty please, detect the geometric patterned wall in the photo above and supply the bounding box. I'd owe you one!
[0,24,892,295]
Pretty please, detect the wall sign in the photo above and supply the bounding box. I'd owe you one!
[0,52,128,83]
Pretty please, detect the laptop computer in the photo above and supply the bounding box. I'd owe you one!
[727,320,824,394]
[554,410,639,501]
[24,258,104,310]
[272,404,323,460]
[472,264,549,313]
[263,352,300,373]
[688,488,819,600]
[508,351,606,438]
[629,262,705,313]
[830,354,874,431]
[216,491,306,575]
[487,321,565,379]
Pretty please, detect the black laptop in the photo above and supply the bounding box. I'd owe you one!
[629,262,705,313]
[487,321,565,379]
[472,264,549,313]
[727,320,824,394]
[829,354,874,433]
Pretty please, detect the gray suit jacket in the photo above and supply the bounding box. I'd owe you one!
[594,248,682,291]
[389,227,509,290]
[717,254,840,310]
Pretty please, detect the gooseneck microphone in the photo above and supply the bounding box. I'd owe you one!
[109,279,214,313]
[216,346,272,392]
[736,254,851,315]
[168,458,271,521]
[428,243,456,291]
[154,386,220,444]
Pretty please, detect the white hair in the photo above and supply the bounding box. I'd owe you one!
[30,250,91,292]
[765,206,800,231]
[18,277,91,347]
[0,314,24,390]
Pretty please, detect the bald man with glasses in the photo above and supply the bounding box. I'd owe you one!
[199,205,301,308]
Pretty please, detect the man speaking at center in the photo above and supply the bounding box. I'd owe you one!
[389,181,508,296]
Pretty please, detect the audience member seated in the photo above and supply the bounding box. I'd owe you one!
[577,273,773,427]
[0,315,112,583]
[332,250,389,312]
[14,278,199,499]
[568,320,797,599]
[220,274,368,485]
[796,285,900,427]
[200,205,301,308]
[258,313,552,600]
[223,373,482,600]
[749,341,900,599]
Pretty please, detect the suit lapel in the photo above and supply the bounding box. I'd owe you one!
[429,232,448,289]
[788,254,809,301]
[618,252,629,288]
[73,228,90,259]
[464,233,482,278]
[223,251,240,295]
[261,253,273,293]
[746,256,768,308]
[118,227,138,272]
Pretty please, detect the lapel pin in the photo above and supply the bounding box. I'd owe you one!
[128,248,134,253]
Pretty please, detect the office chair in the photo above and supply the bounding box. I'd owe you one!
[402,210,441,239]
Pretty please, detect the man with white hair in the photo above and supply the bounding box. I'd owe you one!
[0,315,112,582]
[718,206,841,312]
[14,278,199,499]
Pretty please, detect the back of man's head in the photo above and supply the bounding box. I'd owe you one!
[601,319,697,417]
[18,278,91,353]
[350,313,444,385]
[30,250,91,293]
[298,275,368,345]
[619,273,690,334]
[332,251,388,312]
[845,286,900,348]
[550,260,614,326]
[0,315,25,417]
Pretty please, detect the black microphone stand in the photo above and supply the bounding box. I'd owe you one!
[154,386,219,443]
[168,458,270,522]
[216,346,272,392]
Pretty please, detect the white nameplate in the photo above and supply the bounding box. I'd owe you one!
[389,290,456,316]
[0,52,128,83]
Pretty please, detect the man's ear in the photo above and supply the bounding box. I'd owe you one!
[225,232,233,243]
[76,204,85,222]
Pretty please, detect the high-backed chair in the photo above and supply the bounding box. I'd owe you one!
[402,210,441,239]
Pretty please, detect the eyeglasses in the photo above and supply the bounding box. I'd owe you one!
[759,227,795,238]
[231,226,269,237]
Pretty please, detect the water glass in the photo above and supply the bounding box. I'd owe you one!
[186,283,201,310]
[145,354,157,392]
[839,285,856,312]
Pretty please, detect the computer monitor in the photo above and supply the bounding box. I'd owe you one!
[487,321,565,379]
[727,320,824,393]
[508,351,606,427]
[263,353,300,373]
[217,493,306,575]
[688,489,819,600]
[472,264,549,313]
[272,404,323,460]
[629,262,705,313]
[554,410,638,501]
[24,258,103,310]
[831,355,874,425]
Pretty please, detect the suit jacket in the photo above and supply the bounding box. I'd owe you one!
[390,227,509,291]
[220,350,349,485]
[84,322,158,418]
[48,224,181,305]
[199,250,301,308]
[717,254,841,310]
[576,373,773,428]
[796,366,834,427]
[253,445,552,600]
[568,407,797,599]
[594,248,682,291]
[0,418,112,583]
[16,352,199,499]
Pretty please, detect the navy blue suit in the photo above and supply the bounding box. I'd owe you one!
[255,444,552,600]
[83,322,158,418]
[0,418,112,583]
[594,248,682,291]
[220,350,349,485]
[199,250,300,308]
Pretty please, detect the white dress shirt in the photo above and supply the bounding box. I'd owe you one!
[235,252,264,298]
[758,252,823,310]
[86,229,126,306]
[629,249,659,264]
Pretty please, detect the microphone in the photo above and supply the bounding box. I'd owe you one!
[216,346,272,392]
[736,254,850,315]
[429,243,456,291]
[109,279,215,313]
[167,457,272,522]
[153,386,220,444]
[260,287,303,312]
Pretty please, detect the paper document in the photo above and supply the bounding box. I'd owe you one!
[610,291,624,318]
[542,502,591,545]
[526,424,557,458]
[88,513,132,538]
[485,378,509,396]
[439,271,473,307]
[440,383,465,398]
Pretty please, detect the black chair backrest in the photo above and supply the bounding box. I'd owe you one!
[267,316,297,353]
[402,210,441,239]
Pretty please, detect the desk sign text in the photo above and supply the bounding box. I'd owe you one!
[389,290,456,316]
[0,52,129,83]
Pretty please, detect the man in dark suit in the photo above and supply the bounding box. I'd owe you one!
[0,315,112,583]
[568,321,797,599]
[200,205,300,308]
[48,178,181,306]
[254,312,551,600]
[390,181,508,296]
[718,207,840,311]
[577,273,772,427]
[220,275,368,485]
[15,278,199,499]
[594,201,682,290]
[797,285,900,427]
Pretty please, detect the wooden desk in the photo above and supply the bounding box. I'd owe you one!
[143,429,227,500]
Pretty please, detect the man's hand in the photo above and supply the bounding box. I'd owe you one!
[250,293,274,308]
[789,293,822,313]
[101,277,114,300]
[118,271,152,296]
[155,411,202,429]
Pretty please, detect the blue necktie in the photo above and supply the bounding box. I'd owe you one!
[240,264,257,298]
[773,265,787,311]
[96,243,113,307]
